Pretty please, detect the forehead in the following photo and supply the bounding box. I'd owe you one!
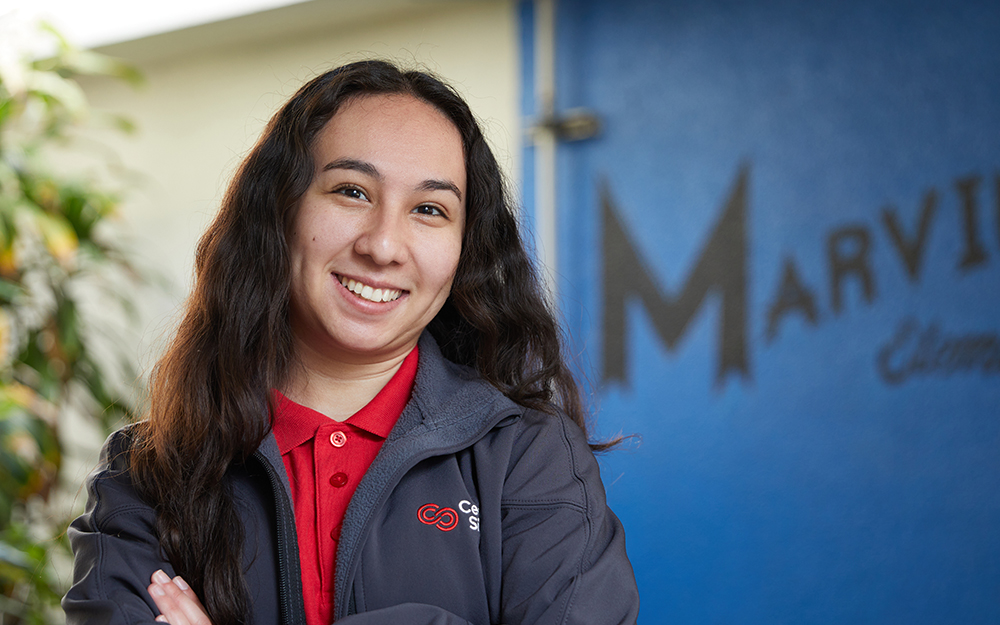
[312,94,465,178]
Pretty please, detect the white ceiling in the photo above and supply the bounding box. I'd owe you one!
[1,0,307,49]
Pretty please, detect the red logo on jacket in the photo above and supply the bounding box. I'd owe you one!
[417,503,458,531]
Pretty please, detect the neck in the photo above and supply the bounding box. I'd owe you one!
[281,340,414,422]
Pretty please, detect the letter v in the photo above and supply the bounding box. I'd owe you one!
[881,189,937,282]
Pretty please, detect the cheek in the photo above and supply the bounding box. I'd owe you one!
[425,238,463,296]
[286,238,305,291]
[444,236,464,283]
[286,256,310,319]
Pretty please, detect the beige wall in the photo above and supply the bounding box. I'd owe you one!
[73,0,519,368]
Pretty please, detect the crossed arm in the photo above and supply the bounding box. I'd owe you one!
[147,571,209,625]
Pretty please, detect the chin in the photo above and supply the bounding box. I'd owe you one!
[333,332,413,358]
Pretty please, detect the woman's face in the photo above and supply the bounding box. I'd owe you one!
[287,94,466,366]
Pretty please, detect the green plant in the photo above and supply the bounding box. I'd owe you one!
[0,23,143,625]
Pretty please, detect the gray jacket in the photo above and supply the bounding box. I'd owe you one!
[63,334,640,624]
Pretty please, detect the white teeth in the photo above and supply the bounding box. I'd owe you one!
[337,275,402,303]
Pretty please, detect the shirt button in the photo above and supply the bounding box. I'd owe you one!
[330,431,347,447]
[330,472,348,487]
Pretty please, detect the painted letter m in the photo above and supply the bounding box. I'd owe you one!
[601,167,749,387]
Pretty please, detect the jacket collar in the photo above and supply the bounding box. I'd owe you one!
[256,331,521,486]
[388,331,519,443]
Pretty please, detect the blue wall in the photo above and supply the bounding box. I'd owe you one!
[523,0,1000,621]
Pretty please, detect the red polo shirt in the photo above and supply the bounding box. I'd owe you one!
[271,346,418,625]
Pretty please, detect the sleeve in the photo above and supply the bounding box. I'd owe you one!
[61,429,174,625]
[497,411,640,625]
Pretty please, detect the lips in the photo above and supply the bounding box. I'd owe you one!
[336,274,403,303]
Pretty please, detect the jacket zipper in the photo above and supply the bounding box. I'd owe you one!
[253,450,307,625]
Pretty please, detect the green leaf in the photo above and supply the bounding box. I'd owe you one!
[0,540,32,570]
[0,281,23,304]
[63,50,145,87]
[26,71,88,120]
[0,401,62,504]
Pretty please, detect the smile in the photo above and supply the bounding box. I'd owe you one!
[337,275,403,303]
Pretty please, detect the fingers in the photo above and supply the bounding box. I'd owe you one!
[169,574,207,610]
[148,570,212,625]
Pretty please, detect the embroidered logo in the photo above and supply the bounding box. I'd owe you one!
[417,503,458,531]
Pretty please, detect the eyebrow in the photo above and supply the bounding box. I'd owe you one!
[322,158,381,179]
[322,158,463,202]
[416,179,463,202]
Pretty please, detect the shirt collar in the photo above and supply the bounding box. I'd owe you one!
[272,345,419,454]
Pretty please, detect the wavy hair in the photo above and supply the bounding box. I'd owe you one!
[129,60,597,625]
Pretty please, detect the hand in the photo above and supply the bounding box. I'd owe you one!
[147,569,212,625]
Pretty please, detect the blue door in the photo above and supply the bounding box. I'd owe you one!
[522,0,1000,622]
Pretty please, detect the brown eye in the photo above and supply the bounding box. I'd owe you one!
[335,185,368,201]
[413,204,444,217]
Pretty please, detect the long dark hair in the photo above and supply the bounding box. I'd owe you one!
[130,60,597,625]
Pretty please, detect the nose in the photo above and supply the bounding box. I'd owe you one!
[354,204,410,266]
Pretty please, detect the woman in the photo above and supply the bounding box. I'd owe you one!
[63,60,639,625]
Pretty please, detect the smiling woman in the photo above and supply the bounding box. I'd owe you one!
[286,94,466,412]
[61,60,639,625]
